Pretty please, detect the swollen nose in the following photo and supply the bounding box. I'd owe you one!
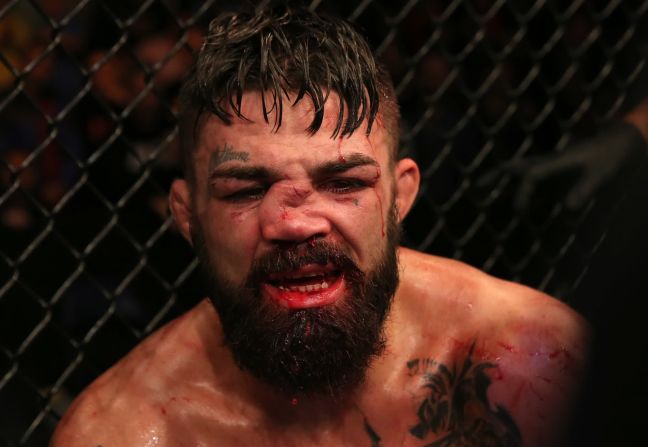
[259,184,331,243]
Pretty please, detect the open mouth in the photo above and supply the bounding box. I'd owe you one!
[262,265,345,308]
[266,271,340,293]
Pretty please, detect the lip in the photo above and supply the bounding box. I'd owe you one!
[262,273,345,309]
[266,263,336,280]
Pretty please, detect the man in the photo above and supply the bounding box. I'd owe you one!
[51,5,589,446]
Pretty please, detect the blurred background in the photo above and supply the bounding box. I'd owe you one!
[0,0,647,445]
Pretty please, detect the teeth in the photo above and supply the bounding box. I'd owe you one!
[275,281,331,292]
[287,273,324,280]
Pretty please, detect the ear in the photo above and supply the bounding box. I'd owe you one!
[169,179,194,246]
[394,158,420,222]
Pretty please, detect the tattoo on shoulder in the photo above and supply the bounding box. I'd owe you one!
[407,340,522,447]
[209,143,249,170]
[364,341,522,446]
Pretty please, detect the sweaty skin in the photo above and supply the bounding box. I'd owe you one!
[51,93,589,447]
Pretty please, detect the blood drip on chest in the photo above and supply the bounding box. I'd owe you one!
[497,341,515,353]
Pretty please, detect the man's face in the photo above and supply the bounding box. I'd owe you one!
[178,92,414,396]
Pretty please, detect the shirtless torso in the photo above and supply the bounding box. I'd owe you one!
[49,2,643,443]
[51,248,589,447]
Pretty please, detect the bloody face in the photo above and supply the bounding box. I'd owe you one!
[193,208,400,396]
[188,91,402,396]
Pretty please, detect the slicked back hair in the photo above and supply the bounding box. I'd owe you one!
[179,3,400,183]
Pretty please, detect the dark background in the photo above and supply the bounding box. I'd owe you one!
[0,0,646,445]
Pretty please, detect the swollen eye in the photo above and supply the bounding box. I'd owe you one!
[225,187,266,201]
[324,179,367,192]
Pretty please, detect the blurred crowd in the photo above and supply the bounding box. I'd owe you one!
[0,0,210,232]
[0,1,221,444]
[0,0,646,445]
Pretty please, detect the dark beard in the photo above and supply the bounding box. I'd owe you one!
[193,206,401,398]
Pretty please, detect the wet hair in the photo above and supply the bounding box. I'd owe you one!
[178,2,400,182]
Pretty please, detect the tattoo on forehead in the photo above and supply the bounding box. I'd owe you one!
[209,143,249,172]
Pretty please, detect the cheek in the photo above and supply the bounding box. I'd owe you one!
[333,195,382,221]
[207,201,257,231]
[229,209,246,224]
[337,183,390,241]
[203,207,260,274]
[333,197,361,207]
[329,192,388,256]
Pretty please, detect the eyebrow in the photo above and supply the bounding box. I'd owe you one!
[314,153,380,176]
[209,166,278,181]
[208,144,249,171]
[208,152,379,182]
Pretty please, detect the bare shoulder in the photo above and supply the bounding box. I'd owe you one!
[396,247,591,446]
[397,246,590,347]
[50,300,223,447]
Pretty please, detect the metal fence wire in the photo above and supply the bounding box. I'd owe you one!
[0,0,646,444]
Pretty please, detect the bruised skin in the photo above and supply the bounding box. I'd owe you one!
[203,155,387,291]
[52,93,589,446]
[51,250,590,447]
[375,250,589,447]
[189,95,397,297]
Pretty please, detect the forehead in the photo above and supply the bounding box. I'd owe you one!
[194,91,390,163]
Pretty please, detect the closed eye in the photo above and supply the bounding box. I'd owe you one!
[223,187,267,202]
[320,178,369,194]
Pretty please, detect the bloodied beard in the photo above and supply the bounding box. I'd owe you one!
[192,205,401,397]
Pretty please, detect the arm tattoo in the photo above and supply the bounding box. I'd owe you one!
[407,341,521,447]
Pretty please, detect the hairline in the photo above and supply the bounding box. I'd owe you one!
[181,88,400,184]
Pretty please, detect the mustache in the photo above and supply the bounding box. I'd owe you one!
[247,240,363,285]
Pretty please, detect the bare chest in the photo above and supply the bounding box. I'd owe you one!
[153,346,527,447]
[137,327,574,447]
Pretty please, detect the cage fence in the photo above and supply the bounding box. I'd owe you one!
[0,0,646,445]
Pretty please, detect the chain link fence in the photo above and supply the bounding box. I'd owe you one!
[0,0,646,444]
